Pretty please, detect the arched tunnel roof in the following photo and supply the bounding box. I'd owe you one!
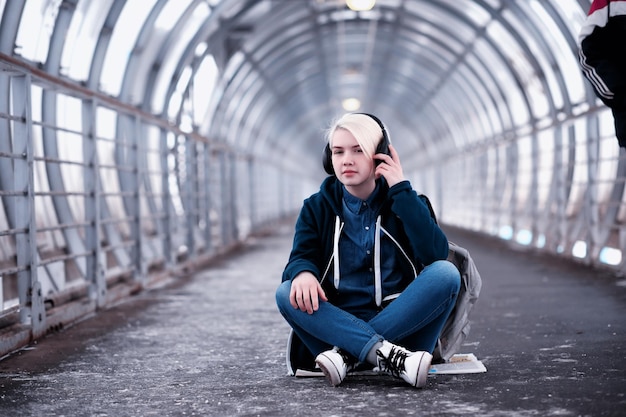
[0,0,596,178]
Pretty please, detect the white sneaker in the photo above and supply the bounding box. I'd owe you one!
[315,347,349,386]
[375,341,432,388]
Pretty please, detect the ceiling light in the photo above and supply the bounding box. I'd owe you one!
[346,0,376,11]
[342,98,361,111]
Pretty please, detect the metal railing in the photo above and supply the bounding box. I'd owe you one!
[412,110,626,274]
[0,53,306,357]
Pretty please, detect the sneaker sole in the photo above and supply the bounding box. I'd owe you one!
[315,354,343,386]
[414,352,433,388]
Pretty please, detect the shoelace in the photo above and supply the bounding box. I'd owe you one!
[337,349,357,371]
[376,346,407,378]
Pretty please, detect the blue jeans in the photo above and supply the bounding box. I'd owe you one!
[275,260,461,363]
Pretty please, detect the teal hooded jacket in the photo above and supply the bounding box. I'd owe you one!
[282,175,449,306]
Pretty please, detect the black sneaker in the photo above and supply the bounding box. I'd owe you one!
[376,341,432,388]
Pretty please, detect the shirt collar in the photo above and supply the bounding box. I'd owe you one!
[342,182,381,215]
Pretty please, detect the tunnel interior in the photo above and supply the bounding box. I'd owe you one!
[0,0,623,355]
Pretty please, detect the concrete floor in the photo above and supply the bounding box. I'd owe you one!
[0,221,625,417]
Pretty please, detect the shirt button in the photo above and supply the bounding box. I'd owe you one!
[365,226,370,230]
[366,250,371,255]
[369,267,373,272]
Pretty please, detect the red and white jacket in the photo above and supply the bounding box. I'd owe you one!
[578,0,626,144]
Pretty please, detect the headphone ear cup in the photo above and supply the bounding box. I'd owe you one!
[376,138,390,157]
[322,143,334,175]
[374,134,391,166]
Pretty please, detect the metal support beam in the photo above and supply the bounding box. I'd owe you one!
[12,74,46,337]
[82,99,106,307]
[160,129,175,265]
[131,115,146,283]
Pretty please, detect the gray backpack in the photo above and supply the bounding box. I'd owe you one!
[420,195,482,362]
[434,240,482,361]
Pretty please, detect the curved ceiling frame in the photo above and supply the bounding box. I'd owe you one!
[40,0,88,277]
[386,4,496,154]
[205,5,470,171]
[235,32,326,153]
[0,0,596,220]
[198,0,579,178]
[392,1,591,237]
[112,0,168,240]
[416,2,547,224]
[205,3,319,165]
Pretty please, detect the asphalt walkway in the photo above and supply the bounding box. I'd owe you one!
[0,221,625,416]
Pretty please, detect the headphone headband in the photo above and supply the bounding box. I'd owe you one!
[355,113,389,142]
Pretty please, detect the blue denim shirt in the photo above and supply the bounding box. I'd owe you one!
[338,184,403,317]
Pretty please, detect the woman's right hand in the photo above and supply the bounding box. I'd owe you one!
[289,272,328,314]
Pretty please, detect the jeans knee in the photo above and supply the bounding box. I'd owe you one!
[432,260,461,293]
[275,280,292,311]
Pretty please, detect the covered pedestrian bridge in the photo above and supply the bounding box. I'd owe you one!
[0,1,625,414]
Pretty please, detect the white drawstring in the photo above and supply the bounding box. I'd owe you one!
[333,216,342,289]
[380,225,418,278]
[374,215,382,306]
[330,215,418,307]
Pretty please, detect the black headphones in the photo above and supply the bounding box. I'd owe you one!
[322,113,391,175]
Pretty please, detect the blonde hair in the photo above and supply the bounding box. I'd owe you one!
[327,113,384,160]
